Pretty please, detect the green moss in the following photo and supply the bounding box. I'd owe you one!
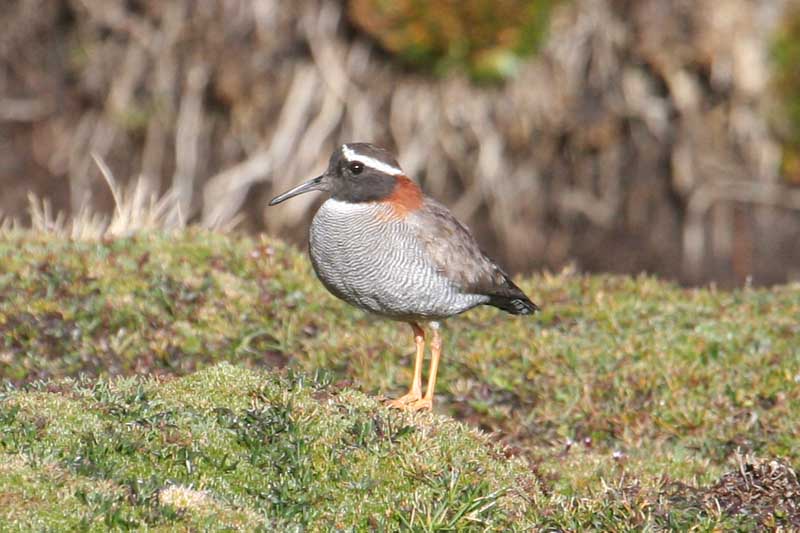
[1,364,536,530]
[347,0,564,82]
[1,230,799,528]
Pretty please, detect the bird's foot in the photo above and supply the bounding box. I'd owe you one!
[385,391,422,410]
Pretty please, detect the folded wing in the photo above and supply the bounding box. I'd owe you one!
[410,198,539,315]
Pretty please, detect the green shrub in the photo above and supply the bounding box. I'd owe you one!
[347,0,564,82]
[772,6,800,184]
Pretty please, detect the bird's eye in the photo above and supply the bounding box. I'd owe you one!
[349,161,364,174]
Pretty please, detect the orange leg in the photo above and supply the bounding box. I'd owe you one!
[386,322,425,409]
[408,322,441,411]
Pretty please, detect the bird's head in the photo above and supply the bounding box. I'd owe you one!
[269,143,420,210]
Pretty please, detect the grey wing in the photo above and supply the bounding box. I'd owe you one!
[409,198,538,315]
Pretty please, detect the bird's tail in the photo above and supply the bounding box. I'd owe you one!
[488,294,539,315]
[486,274,539,315]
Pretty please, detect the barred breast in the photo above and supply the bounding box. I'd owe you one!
[309,198,488,319]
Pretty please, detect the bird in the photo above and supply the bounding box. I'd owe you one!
[269,143,538,411]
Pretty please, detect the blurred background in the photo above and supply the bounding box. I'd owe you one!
[2,0,800,287]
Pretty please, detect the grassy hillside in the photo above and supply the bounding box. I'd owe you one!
[1,231,799,529]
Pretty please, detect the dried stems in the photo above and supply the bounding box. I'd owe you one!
[1,0,798,285]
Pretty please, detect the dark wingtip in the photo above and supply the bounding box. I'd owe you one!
[488,295,540,315]
[512,298,540,315]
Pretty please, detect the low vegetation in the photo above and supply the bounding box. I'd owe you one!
[1,364,537,530]
[1,231,799,529]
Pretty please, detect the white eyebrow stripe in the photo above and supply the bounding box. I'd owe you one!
[342,145,403,176]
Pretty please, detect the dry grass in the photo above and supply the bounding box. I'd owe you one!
[22,154,200,241]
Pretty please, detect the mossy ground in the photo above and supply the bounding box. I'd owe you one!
[1,364,534,530]
[1,231,799,529]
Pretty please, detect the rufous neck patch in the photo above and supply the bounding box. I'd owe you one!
[380,175,423,218]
